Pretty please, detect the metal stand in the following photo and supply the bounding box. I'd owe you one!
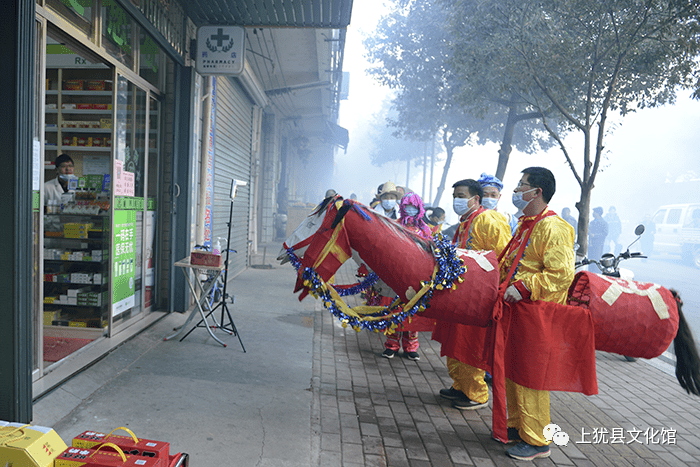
[205,192,246,352]
[169,179,246,351]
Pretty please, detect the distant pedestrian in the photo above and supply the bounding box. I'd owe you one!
[588,206,608,261]
[562,207,577,229]
[604,206,622,255]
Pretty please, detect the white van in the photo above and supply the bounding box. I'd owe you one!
[651,203,700,268]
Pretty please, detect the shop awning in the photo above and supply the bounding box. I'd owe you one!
[182,0,354,28]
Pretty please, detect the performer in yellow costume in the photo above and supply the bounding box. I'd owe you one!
[434,179,511,409]
[500,167,575,461]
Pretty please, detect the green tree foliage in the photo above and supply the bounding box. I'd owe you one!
[365,0,553,204]
[445,0,700,254]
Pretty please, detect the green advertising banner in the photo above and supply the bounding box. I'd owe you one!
[113,210,136,316]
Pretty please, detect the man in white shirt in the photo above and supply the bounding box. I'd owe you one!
[45,154,75,202]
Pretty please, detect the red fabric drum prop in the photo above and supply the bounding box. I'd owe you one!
[568,271,679,358]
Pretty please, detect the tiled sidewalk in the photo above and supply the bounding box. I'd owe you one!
[311,265,700,466]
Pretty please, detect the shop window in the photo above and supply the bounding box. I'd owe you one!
[43,28,113,366]
[46,0,95,38]
[113,76,147,324]
[102,0,135,70]
[140,31,164,89]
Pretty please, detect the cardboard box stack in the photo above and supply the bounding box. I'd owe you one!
[0,421,67,467]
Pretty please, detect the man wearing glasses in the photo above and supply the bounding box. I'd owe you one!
[499,167,576,460]
[45,153,75,202]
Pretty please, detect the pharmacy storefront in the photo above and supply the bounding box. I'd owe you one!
[33,0,185,395]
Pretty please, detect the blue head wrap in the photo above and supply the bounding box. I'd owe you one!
[477,173,503,191]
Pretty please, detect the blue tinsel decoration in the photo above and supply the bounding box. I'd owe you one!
[292,234,466,333]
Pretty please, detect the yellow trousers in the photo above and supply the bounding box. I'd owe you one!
[446,357,489,404]
[506,378,551,446]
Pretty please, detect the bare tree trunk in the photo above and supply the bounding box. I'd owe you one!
[422,141,427,200]
[433,133,455,207]
[429,134,435,204]
[495,103,518,181]
[406,158,410,189]
[575,183,592,257]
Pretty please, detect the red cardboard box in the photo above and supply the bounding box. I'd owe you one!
[55,443,162,467]
[168,453,189,467]
[72,428,169,461]
[190,251,222,267]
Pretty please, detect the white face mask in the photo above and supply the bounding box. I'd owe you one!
[512,188,536,211]
[381,199,397,211]
[482,197,498,210]
[453,196,474,216]
[404,206,419,217]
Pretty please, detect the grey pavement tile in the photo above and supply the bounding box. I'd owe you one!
[377,417,399,433]
[655,451,691,467]
[447,445,475,465]
[407,460,431,467]
[320,450,343,467]
[382,432,404,448]
[358,411,378,424]
[405,442,429,461]
[362,435,385,456]
[364,454,388,467]
[361,422,381,437]
[341,412,361,429]
[570,459,597,467]
[438,430,467,447]
[342,426,363,444]
[322,432,342,452]
[384,446,410,466]
[343,442,365,463]
[462,440,490,459]
[471,457,497,467]
[340,400,358,415]
[549,447,576,465]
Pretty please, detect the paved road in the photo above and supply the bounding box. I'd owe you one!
[626,256,700,350]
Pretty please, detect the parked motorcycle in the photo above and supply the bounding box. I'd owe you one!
[576,224,647,361]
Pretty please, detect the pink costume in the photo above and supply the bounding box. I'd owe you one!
[384,193,435,352]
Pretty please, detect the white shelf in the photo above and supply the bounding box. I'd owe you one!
[46,127,113,133]
[45,145,112,152]
[46,109,112,115]
[46,90,112,96]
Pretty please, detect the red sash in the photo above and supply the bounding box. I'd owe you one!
[488,208,597,443]
[453,206,486,249]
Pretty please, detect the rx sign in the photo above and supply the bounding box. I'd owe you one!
[196,26,245,75]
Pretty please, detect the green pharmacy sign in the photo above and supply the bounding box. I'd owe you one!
[113,210,136,316]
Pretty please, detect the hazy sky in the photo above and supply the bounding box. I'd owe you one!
[334,0,700,230]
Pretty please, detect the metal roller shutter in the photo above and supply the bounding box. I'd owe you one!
[212,77,254,277]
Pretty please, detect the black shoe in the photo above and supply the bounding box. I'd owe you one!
[439,387,468,401]
[484,372,492,385]
[405,351,420,361]
[452,397,488,410]
[382,349,396,359]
